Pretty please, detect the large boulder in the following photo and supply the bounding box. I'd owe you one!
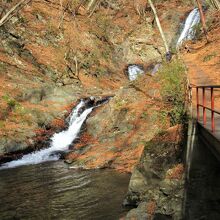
[124,125,185,219]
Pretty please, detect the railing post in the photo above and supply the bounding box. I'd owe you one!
[196,87,199,121]
[203,88,206,126]
[211,87,215,133]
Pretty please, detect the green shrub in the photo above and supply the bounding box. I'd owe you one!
[157,59,187,126]
[2,95,18,109]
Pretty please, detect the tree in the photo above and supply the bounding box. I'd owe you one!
[196,0,209,41]
[148,0,171,61]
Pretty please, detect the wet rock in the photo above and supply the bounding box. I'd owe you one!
[153,213,172,220]
[83,96,96,109]
[123,191,141,207]
[124,126,185,219]
[64,159,74,164]
[49,150,66,159]
[125,202,148,220]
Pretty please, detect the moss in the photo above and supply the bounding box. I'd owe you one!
[203,52,217,62]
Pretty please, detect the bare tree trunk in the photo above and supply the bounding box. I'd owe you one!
[148,0,171,61]
[74,55,79,78]
[196,0,209,42]
[88,0,101,17]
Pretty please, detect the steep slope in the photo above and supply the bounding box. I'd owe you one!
[122,7,220,220]
[0,0,190,159]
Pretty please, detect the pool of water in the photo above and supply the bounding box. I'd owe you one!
[0,161,130,220]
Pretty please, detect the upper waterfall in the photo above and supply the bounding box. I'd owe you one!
[177,8,200,47]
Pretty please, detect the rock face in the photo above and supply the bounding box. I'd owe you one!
[124,125,185,220]
[0,85,81,156]
[66,72,164,172]
[0,0,190,156]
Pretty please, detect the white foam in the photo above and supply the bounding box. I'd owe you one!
[177,8,200,47]
[1,100,92,169]
[128,65,144,81]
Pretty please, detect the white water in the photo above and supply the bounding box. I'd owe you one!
[128,65,144,81]
[1,100,93,169]
[177,8,200,47]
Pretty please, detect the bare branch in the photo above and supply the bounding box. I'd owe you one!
[0,0,31,27]
[196,0,209,42]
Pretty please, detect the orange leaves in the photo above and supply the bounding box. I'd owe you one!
[166,163,184,180]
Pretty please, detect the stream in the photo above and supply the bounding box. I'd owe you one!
[0,97,131,220]
[0,161,130,220]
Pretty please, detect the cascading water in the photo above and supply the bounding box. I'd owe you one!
[1,100,93,169]
[176,8,200,47]
[127,65,144,81]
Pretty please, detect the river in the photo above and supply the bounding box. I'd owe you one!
[0,161,130,220]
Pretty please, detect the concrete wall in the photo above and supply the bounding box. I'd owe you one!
[184,123,220,219]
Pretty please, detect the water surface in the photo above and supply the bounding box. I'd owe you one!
[0,161,130,220]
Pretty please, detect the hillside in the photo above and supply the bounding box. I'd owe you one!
[0,0,220,219]
[0,0,189,160]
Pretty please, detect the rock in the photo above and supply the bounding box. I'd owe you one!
[128,169,147,194]
[124,126,185,219]
[64,159,74,164]
[49,150,66,159]
[0,137,31,155]
[153,213,172,220]
[125,202,148,220]
[120,24,162,64]
[19,88,46,103]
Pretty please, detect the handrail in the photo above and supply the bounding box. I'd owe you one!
[191,85,220,133]
[196,85,220,89]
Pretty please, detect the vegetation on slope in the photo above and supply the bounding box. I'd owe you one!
[157,59,187,126]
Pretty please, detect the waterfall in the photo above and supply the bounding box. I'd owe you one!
[127,65,144,81]
[176,8,200,47]
[1,100,93,169]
